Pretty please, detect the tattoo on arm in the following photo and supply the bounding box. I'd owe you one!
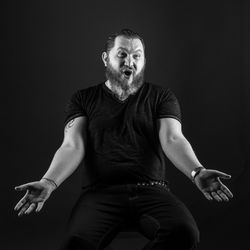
[65,119,75,133]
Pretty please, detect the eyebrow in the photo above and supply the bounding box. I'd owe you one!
[117,47,143,53]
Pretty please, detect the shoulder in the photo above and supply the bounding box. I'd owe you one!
[146,82,172,93]
[70,82,103,100]
[77,82,103,95]
[146,82,176,99]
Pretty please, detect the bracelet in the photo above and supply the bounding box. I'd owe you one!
[41,178,58,188]
[191,166,205,183]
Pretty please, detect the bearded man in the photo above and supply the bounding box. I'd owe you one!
[14,29,233,250]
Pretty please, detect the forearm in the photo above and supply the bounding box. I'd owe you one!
[162,135,203,179]
[41,145,84,188]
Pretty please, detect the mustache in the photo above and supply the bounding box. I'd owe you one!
[120,63,136,72]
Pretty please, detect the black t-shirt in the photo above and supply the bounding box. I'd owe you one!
[64,82,181,189]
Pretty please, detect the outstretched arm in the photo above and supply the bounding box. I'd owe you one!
[14,116,87,215]
[157,117,233,202]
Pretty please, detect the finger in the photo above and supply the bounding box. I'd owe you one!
[15,183,32,191]
[35,202,44,212]
[203,192,213,201]
[221,185,233,198]
[217,190,229,202]
[18,202,31,216]
[211,192,222,202]
[14,190,29,211]
[25,203,37,215]
[32,196,46,203]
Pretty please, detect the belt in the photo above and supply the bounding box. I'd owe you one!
[136,180,168,188]
[87,180,169,191]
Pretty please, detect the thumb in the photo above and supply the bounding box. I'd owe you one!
[216,171,231,179]
[15,183,32,191]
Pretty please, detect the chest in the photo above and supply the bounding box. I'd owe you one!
[86,95,156,134]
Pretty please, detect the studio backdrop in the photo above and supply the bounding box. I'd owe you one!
[2,1,249,249]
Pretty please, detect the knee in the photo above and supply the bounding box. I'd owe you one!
[60,235,97,250]
[156,222,199,249]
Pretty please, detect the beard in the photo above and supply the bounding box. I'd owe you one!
[105,60,145,93]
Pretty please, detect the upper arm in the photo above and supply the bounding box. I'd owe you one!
[157,117,184,147]
[61,116,87,150]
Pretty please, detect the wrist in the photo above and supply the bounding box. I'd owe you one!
[40,178,58,191]
[190,166,205,183]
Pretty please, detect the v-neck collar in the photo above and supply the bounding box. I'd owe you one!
[102,82,145,104]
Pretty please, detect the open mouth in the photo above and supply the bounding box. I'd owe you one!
[123,69,133,77]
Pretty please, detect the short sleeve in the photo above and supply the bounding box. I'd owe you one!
[156,88,182,123]
[64,90,87,126]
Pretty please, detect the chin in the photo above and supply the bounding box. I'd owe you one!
[121,76,133,85]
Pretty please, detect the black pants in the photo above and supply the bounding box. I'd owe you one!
[60,183,200,250]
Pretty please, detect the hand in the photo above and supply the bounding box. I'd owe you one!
[194,169,233,202]
[14,180,55,216]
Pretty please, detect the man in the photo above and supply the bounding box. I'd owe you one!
[14,29,233,250]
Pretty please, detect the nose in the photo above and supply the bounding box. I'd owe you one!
[124,55,134,68]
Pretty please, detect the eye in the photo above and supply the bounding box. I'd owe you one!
[117,51,127,58]
[133,54,141,60]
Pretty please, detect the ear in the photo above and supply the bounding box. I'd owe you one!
[102,52,108,67]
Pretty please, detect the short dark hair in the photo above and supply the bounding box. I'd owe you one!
[105,28,145,53]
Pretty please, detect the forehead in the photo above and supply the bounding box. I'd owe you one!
[113,36,144,53]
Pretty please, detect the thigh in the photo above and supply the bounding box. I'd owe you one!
[136,186,199,241]
[61,188,128,249]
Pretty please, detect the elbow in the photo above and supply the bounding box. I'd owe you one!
[161,134,186,156]
[165,134,184,145]
[162,134,188,153]
[60,142,85,155]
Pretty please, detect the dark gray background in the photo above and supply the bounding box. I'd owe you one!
[2,0,249,249]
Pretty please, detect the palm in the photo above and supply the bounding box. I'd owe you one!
[194,169,233,202]
[14,181,54,216]
[25,183,51,202]
[196,171,221,191]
